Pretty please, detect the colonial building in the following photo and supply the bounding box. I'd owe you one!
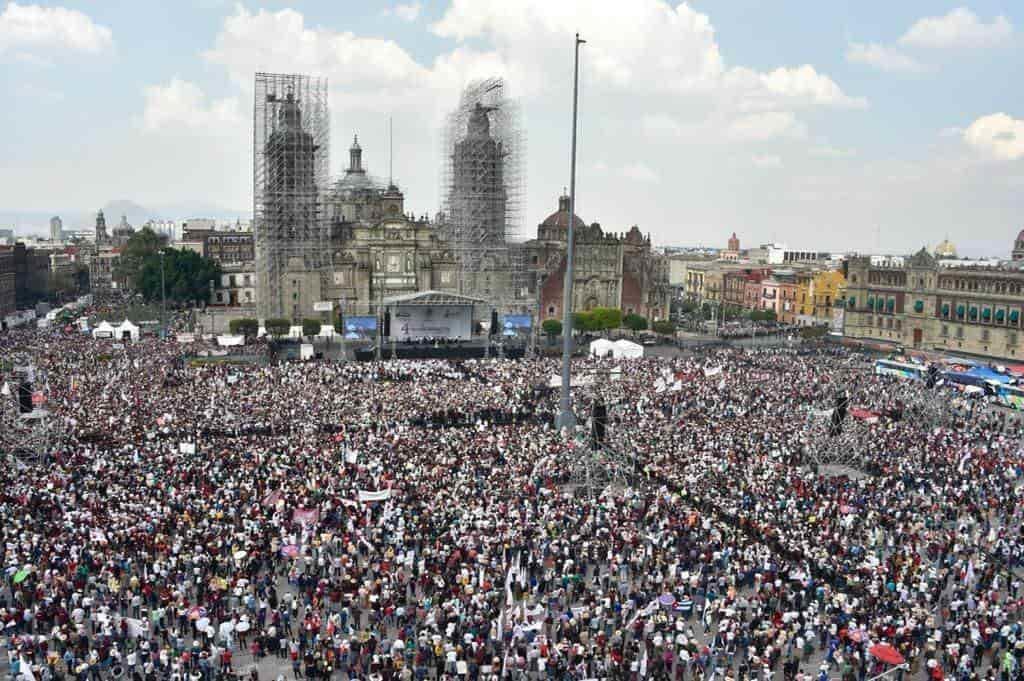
[844,247,1024,360]
[527,194,670,322]
[320,136,458,317]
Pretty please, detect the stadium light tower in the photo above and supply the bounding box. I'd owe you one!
[556,32,586,431]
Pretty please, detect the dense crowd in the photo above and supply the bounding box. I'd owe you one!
[1,322,1022,681]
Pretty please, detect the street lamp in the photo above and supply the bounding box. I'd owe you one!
[557,32,586,432]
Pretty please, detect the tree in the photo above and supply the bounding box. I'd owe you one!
[137,248,221,305]
[229,318,259,338]
[115,227,168,289]
[542,319,562,337]
[652,320,676,335]
[622,313,648,332]
[301,318,321,339]
[590,307,623,331]
[264,318,291,340]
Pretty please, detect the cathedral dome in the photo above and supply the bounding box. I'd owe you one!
[540,194,586,231]
[933,239,957,258]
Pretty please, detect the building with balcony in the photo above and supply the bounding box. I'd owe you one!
[844,247,1024,360]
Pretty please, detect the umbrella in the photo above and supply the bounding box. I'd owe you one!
[13,569,30,584]
[869,643,905,666]
[658,593,676,607]
[280,544,300,558]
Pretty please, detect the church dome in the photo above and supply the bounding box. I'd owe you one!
[1017,228,1024,242]
[540,194,585,231]
[933,239,957,258]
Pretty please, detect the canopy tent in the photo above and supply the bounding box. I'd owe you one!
[589,338,615,358]
[92,321,116,339]
[612,339,644,359]
[115,320,140,341]
[315,324,337,337]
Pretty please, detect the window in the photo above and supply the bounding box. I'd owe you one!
[956,327,964,339]
[548,306,555,315]
[941,325,949,337]
[895,320,901,332]
[1011,333,1018,346]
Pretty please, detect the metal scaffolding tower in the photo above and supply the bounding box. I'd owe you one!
[254,73,330,321]
[440,78,528,313]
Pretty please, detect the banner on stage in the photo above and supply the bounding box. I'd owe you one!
[393,305,471,341]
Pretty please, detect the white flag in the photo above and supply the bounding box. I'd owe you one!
[0,382,8,397]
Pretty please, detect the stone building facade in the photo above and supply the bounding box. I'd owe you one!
[320,137,458,318]
[528,194,670,322]
[844,247,1024,360]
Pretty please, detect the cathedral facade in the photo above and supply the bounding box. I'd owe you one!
[526,194,671,323]
[321,137,458,317]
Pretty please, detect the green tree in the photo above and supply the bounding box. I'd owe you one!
[589,307,622,331]
[115,227,168,289]
[542,319,562,336]
[622,313,648,332]
[301,318,321,339]
[652,320,676,335]
[572,311,599,333]
[229,318,259,338]
[137,248,221,305]
[264,318,291,339]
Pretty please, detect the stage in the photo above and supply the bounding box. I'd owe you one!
[354,340,525,361]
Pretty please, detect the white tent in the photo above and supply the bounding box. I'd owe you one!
[115,320,140,341]
[92,321,116,339]
[589,338,615,358]
[316,324,337,338]
[612,339,643,359]
[216,334,245,347]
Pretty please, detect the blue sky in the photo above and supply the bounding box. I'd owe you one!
[1,1,1023,256]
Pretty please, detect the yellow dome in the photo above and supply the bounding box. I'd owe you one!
[933,239,957,258]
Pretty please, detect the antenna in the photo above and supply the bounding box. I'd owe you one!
[389,116,394,187]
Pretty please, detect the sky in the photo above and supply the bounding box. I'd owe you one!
[1,1,1023,256]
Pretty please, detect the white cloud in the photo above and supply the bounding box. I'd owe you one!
[728,111,806,142]
[756,65,867,109]
[845,42,924,73]
[622,162,659,183]
[752,154,782,169]
[139,78,243,132]
[385,3,422,22]
[963,113,1024,161]
[809,145,856,159]
[0,2,112,54]
[900,7,1012,49]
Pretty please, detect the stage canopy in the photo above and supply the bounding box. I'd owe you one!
[384,290,490,342]
[383,290,491,307]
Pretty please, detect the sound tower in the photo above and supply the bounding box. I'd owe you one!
[591,400,607,447]
[828,390,849,437]
[18,381,33,414]
[490,310,499,337]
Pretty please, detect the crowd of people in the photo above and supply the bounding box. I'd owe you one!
[1,319,1022,681]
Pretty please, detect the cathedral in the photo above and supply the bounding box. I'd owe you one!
[321,137,458,316]
[526,194,671,323]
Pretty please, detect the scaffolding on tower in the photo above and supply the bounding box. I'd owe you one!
[440,78,528,314]
[253,72,330,321]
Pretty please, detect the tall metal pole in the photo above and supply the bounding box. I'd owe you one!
[557,33,585,431]
[160,250,166,339]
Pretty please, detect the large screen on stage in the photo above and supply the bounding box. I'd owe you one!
[393,305,472,341]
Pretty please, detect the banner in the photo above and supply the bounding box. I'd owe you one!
[292,508,320,527]
[313,301,334,312]
[703,366,722,378]
[216,334,245,347]
[393,305,472,341]
[358,489,392,502]
[179,442,196,454]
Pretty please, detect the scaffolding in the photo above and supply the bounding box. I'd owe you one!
[440,78,529,313]
[254,73,330,321]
